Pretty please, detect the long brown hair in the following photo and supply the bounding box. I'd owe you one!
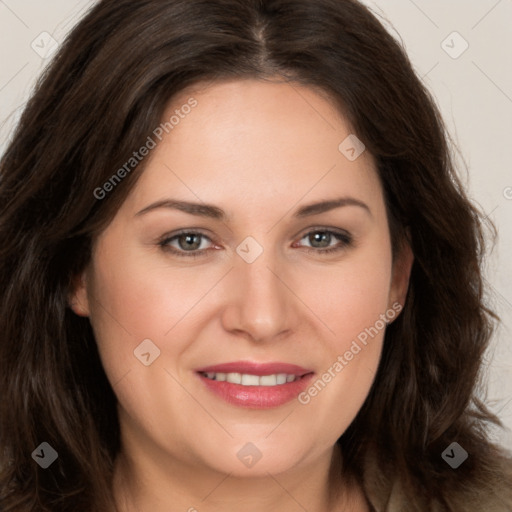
[1,0,510,510]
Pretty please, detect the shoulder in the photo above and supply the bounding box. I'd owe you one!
[363,447,512,511]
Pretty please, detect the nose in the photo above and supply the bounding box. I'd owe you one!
[220,247,300,343]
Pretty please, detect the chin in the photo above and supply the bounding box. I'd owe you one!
[195,439,311,478]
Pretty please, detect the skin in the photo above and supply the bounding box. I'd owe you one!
[71,78,413,512]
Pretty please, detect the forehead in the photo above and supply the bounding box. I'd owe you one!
[123,78,383,219]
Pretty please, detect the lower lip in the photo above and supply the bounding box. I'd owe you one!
[197,373,315,409]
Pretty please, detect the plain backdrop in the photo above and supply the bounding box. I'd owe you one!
[0,0,511,451]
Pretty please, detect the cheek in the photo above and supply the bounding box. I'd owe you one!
[301,241,393,346]
[293,239,392,432]
[85,245,223,379]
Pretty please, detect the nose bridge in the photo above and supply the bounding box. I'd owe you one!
[222,241,293,340]
[239,253,281,303]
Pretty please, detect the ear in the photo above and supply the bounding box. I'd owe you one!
[68,271,91,317]
[387,234,414,316]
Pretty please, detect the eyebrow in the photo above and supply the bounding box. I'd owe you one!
[135,196,371,220]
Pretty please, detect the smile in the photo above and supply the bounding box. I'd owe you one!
[195,361,315,409]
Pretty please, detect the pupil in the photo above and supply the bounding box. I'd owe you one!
[311,232,330,248]
[180,234,200,250]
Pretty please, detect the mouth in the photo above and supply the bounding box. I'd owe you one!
[195,361,315,409]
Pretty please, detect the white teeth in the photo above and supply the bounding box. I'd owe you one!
[226,372,241,384]
[203,372,299,386]
[259,374,278,386]
[276,373,287,385]
[241,374,260,386]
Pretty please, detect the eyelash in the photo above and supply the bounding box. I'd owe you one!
[158,228,353,259]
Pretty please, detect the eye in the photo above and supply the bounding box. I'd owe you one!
[159,230,215,258]
[294,229,353,255]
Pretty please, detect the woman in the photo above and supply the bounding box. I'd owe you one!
[0,0,511,510]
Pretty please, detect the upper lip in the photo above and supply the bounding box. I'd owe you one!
[195,361,313,377]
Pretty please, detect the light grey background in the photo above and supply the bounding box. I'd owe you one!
[1,0,511,450]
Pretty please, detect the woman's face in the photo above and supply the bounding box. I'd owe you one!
[72,78,412,478]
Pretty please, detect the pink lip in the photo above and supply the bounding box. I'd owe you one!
[195,361,312,376]
[195,361,315,409]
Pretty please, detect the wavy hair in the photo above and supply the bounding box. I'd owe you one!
[0,0,511,510]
